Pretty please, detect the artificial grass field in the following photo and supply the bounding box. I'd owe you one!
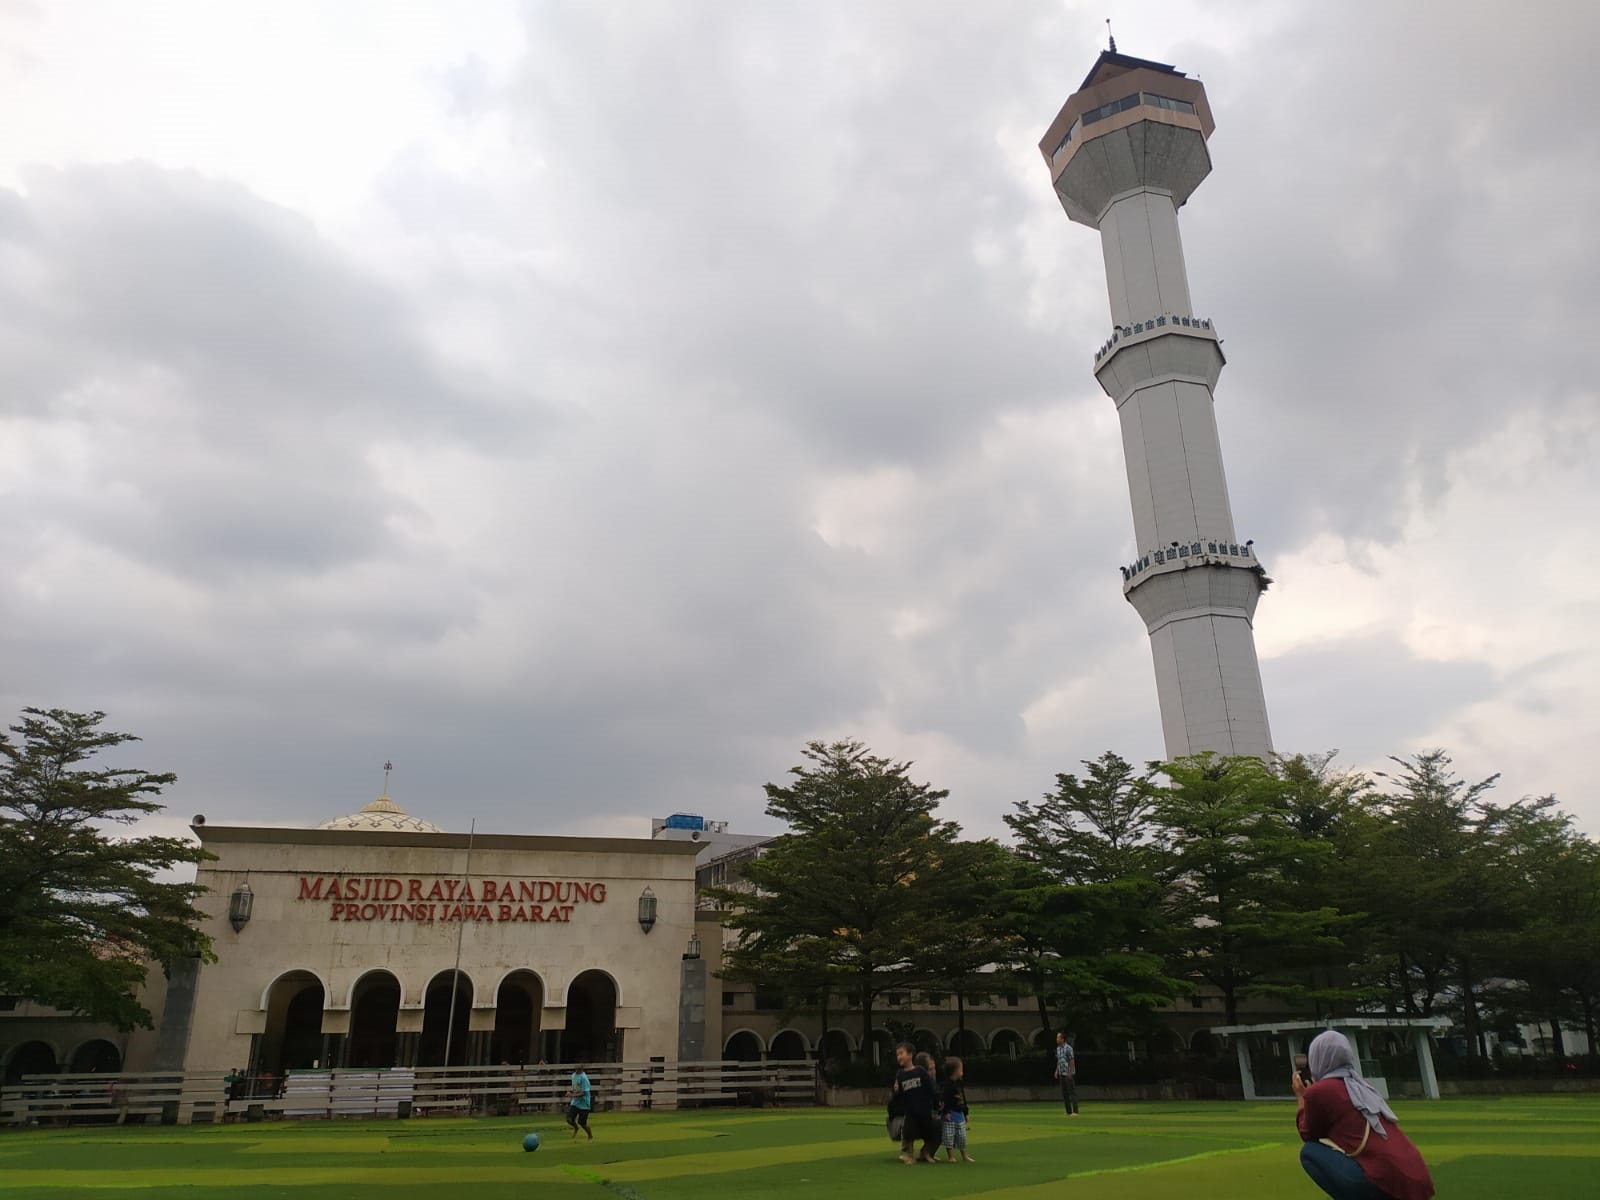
[1,1098,1595,1199]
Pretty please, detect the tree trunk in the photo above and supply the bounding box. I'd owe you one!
[1459,958,1483,1059]
[819,988,829,1060]
[956,991,966,1041]
[1034,968,1053,1042]
[1548,1015,1565,1058]
[1581,991,1597,1057]
[860,979,873,1064]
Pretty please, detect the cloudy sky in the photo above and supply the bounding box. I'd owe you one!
[3,0,1595,845]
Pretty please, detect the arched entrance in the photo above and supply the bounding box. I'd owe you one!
[69,1040,122,1074]
[866,1028,893,1064]
[4,1041,57,1084]
[260,971,324,1076]
[949,1028,984,1057]
[564,970,618,1063]
[492,971,544,1066]
[991,1029,1025,1059]
[347,971,401,1068]
[419,970,473,1067]
[818,1029,852,1064]
[769,1029,808,1060]
[724,1030,763,1061]
[912,1028,942,1055]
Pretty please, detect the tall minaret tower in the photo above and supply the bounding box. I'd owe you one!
[1039,47,1272,759]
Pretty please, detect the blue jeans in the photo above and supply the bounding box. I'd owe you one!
[1300,1142,1387,1200]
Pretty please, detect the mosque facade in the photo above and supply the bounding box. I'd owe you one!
[2,794,702,1082]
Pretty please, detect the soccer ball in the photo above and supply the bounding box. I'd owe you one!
[522,1132,542,1152]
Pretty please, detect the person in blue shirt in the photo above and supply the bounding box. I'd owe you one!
[566,1064,594,1140]
[1054,1032,1079,1116]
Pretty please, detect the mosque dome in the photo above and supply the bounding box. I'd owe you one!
[317,795,442,834]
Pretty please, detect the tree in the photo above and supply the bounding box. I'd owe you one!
[1147,754,1347,1025]
[0,708,213,1030]
[1359,751,1511,1055]
[1008,751,1163,884]
[710,739,965,1056]
[1476,799,1600,1056]
[1272,752,1383,1016]
[1003,752,1188,1038]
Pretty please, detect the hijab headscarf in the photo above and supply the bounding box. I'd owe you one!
[1307,1029,1397,1139]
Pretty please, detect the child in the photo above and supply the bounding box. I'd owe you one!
[566,1063,594,1141]
[941,1057,975,1163]
[890,1043,940,1164]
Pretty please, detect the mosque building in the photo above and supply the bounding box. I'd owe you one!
[2,789,704,1083]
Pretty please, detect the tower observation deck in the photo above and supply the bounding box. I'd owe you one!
[1038,49,1272,759]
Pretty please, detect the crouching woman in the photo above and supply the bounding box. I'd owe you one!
[1293,1031,1434,1200]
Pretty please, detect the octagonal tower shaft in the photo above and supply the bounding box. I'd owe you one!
[1040,51,1272,760]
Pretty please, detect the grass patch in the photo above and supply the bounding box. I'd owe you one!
[0,1098,1594,1199]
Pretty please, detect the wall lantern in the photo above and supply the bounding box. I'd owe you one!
[637,886,657,934]
[684,933,701,960]
[228,881,254,933]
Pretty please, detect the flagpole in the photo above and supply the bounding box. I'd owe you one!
[443,819,476,1069]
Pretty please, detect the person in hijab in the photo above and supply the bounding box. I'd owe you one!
[1293,1030,1434,1200]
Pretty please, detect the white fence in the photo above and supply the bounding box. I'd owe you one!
[1,1059,816,1126]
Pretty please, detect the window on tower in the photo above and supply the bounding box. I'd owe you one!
[1144,93,1196,114]
[1081,92,1140,126]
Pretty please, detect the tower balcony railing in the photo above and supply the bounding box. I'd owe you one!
[1095,314,1215,366]
[1120,537,1268,593]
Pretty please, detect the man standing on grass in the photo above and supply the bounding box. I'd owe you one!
[566,1063,594,1140]
[1054,1032,1078,1117]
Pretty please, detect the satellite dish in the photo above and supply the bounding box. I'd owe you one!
[192,814,206,826]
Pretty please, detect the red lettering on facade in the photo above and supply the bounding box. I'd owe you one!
[591,883,606,903]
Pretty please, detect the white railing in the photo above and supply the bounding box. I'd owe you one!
[0,1060,817,1126]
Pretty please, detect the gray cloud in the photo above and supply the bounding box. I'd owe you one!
[1,0,1596,846]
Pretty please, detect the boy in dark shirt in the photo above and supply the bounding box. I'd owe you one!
[889,1042,940,1164]
[940,1057,975,1162]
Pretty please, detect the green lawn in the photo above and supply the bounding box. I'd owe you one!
[1,1098,1595,1199]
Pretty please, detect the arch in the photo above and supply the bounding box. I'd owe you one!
[563,967,623,1008]
[990,1028,1026,1060]
[948,1028,985,1057]
[260,970,324,1077]
[347,970,402,1069]
[768,1029,810,1060]
[492,969,544,1066]
[489,966,550,1001]
[1146,1027,1183,1056]
[68,1039,122,1074]
[260,968,329,1011]
[911,1028,942,1055]
[419,970,474,1067]
[4,1041,58,1084]
[1190,1029,1219,1056]
[866,1028,894,1064]
[563,969,618,1063]
[818,1028,854,1063]
[1030,1028,1053,1050]
[723,1029,764,1062]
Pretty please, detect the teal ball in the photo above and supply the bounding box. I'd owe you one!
[522,1132,541,1152]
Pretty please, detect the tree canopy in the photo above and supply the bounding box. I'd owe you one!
[0,708,212,1030]
[710,739,968,1049]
